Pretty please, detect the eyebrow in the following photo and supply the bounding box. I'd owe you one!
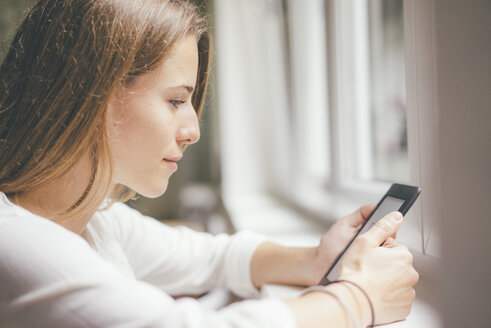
[168,85,194,93]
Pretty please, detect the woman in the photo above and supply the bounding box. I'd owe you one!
[0,0,418,327]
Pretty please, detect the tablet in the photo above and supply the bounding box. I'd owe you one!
[318,183,421,285]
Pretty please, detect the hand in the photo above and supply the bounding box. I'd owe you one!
[339,211,419,325]
[310,204,376,283]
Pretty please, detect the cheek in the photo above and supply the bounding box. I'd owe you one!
[108,106,137,157]
[108,99,174,162]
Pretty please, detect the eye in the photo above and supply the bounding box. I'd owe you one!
[169,99,186,109]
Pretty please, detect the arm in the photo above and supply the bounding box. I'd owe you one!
[107,203,415,327]
[250,204,376,288]
[1,214,300,328]
[107,203,266,297]
[250,242,318,287]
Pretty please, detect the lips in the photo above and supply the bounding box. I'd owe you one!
[163,155,182,171]
[163,155,183,163]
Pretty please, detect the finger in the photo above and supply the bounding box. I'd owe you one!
[344,213,365,227]
[381,237,396,247]
[359,203,377,220]
[345,203,377,227]
[384,237,396,245]
[386,237,395,243]
[391,242,410,252]
[364,211,403,246]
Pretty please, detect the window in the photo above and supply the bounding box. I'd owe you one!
[214,0,439,257]
[284,0,410,209]
[317,0,409,186]
[368,1,409,183]
[287,0,330,186]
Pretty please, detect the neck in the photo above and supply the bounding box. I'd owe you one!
[9,155,102,235]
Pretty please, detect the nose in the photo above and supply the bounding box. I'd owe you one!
[176,110,200,147]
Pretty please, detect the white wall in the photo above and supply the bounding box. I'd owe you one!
[434,0,491,326]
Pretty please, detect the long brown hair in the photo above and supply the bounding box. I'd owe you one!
[0,0,210,217]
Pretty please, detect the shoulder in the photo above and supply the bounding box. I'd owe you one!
[0,198,123,289]
[91,201,148,237]
[0,196,86,250]
[89,201,175,248]
[95,201,144,226]
[0,200,175,327]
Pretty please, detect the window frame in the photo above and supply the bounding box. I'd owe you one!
[278,0,440,258]
[280,0,400,221]
[214,0,441,261]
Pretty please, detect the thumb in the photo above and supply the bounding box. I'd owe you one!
[364,211,403,246]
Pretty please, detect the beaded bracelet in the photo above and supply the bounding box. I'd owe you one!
[326,280,375,328]
[300,285,360,328]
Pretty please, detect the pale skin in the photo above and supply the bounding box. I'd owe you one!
[10,36,419,327]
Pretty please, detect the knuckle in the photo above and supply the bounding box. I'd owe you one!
[408,250,413,263]
[394,244,412,263]
[403,250,413,264]
[410,268,420,285]
[403,304,412,318]
[409,288,417,301]
[399,244,409,253]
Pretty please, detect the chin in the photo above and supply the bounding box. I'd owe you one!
[135,181,169,199]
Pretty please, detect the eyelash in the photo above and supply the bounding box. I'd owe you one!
[170,99,185,109]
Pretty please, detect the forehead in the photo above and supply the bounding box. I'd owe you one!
[129,36,199,91]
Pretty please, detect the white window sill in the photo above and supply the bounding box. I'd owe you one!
[225,193,327,246]
[224,193,441,327]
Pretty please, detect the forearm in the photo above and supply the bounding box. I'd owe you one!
[250,241,323,288]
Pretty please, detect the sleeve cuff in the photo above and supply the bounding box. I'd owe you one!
[222,230,268,298]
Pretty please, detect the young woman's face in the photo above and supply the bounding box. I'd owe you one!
[107,36,200,198]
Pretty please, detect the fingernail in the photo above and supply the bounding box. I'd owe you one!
[391,211,403,221]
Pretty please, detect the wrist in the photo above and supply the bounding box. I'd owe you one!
[310,246,330,284]
[326,282,372,327]
[287,291,353,328]
[287,284,372,328]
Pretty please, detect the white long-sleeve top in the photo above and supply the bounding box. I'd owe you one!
[0,193,297,328]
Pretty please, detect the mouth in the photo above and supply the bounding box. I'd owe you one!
[163,155,183,163]
[163,155,182,170]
